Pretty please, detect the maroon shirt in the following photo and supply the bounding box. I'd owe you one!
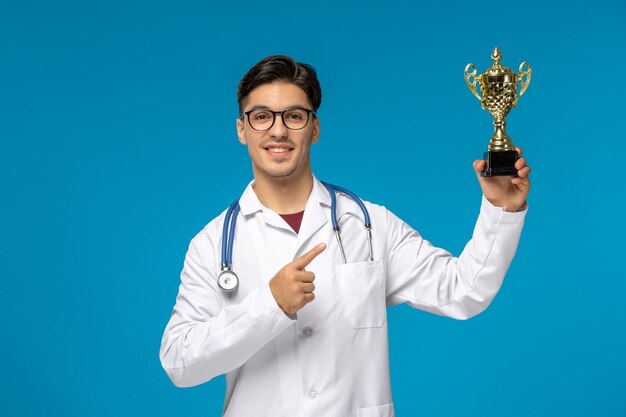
[279,210,305,234]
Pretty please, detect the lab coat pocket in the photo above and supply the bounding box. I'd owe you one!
[357,403,395,417]
[335,260,386,329]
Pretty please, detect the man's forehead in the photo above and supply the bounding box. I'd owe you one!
[242,82,312,110]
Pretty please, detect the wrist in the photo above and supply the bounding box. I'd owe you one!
[484,196,527,212]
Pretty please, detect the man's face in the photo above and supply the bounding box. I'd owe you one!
[236,82,320,180]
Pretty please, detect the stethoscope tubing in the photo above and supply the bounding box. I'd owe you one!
[221,200,240,270]
[321,182,371,228]
[321,182,373,263]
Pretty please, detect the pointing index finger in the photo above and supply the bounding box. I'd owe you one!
[293,243,326,270]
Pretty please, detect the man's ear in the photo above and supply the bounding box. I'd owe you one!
[236,117,247,145]
[311,116,320,144]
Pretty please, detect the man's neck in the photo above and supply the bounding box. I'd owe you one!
[252,171,313,215]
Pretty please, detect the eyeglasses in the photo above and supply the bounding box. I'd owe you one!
[242,107,316,131]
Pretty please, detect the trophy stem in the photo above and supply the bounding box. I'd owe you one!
[488,117,515,152]
[482,116,519,177]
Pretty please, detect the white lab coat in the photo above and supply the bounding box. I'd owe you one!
[160,176,527,417]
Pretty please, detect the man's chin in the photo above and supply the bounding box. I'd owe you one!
[258,165,299,179]
[266,170,297,178]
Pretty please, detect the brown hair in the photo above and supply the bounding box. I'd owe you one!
[237,55,322,115]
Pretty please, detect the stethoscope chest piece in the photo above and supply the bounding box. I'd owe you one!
[218,269,239,292]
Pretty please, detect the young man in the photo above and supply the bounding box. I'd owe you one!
[160,55,530,417]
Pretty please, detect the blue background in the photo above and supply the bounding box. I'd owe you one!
[2,1,625,416]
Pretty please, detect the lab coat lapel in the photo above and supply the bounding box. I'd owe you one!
[238,180,293,232]
[295,177,331,252]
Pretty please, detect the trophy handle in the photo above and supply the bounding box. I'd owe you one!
[464,63,482,102]
[514,61,532,106]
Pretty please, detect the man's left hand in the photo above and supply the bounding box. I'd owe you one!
[473,147,531,212]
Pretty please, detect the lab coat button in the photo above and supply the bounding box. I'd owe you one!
[309,390,318,398]
[302,326,313,337]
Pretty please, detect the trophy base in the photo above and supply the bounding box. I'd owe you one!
[481,150,519,177]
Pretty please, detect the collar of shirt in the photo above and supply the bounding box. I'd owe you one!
[238,175,330,216]
[237,175,362,246]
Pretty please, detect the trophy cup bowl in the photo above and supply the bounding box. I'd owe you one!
[464,47,532,176]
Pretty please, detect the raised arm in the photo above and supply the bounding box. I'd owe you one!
[384,151,530,318]
[384,196,526,319]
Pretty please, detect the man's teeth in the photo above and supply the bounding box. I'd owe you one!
[268,148,289,152]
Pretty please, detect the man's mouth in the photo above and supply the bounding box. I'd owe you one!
[264,145,295,156]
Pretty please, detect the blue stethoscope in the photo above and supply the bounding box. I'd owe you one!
[217,182,373,292]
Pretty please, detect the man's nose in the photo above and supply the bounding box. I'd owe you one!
[268,114,288,137]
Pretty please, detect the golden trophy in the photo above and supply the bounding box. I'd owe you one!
[464,47,532,176]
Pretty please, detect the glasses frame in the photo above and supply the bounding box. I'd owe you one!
[242,107,316,131]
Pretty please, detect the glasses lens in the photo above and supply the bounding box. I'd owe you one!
[283,108,309,130]
[248,110,275,130]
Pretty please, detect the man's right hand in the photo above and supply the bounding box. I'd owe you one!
[269,243,326,316]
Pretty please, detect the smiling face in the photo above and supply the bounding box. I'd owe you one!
[236,82,320,182]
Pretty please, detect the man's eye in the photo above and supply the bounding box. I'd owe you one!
[253,112,271,120]
[286,111,305,120]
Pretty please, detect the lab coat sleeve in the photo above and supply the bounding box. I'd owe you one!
[384,196,527,319]
[159,222,294,388]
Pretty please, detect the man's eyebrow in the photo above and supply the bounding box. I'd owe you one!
[245,104,309,112]
[246,105,271,112]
